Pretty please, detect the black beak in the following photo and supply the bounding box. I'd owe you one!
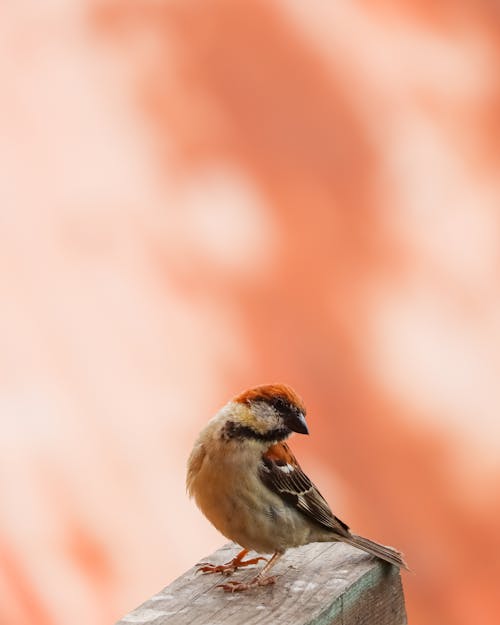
[287,411,309,435]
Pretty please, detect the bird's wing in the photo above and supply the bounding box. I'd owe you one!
[259,442,351,537]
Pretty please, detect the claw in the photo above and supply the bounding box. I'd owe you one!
[197,563,237,575]
[218,576,278,592]
[196,550,268,577]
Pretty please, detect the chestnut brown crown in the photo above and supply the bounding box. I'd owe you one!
[232,383,309,437]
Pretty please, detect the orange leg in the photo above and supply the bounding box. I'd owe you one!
[218,552,282,592]
[197,548,267,576]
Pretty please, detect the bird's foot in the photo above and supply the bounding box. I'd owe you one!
[197,550,267,576]
[196,562,238,576]
[218,575,277,592]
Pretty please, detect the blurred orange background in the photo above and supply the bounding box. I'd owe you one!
[1,1,500,624]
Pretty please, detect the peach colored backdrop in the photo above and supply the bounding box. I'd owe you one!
[1,2,499,625]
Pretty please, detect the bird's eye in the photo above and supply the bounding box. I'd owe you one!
[273,397,287,411]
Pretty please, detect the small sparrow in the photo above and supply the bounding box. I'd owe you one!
[187,384,407,592]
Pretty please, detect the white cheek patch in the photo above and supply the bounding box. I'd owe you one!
[278,464,295,474]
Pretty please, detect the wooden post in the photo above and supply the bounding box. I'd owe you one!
[116,542,407,625]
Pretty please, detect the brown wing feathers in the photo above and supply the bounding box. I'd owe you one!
[260,443,350,537]
[260,442,408,569]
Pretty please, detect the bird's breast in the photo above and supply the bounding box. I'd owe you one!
[190,439,310,553]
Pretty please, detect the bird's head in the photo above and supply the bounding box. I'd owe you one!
[223,383,308,443]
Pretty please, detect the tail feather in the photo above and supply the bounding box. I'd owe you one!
[343,534,409,570]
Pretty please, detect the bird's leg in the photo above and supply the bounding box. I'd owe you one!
[197,548,268,576]
[218,552,282,592]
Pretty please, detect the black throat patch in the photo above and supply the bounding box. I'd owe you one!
[221,421,290,443]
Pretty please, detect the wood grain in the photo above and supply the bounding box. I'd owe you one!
[116,542,407,625]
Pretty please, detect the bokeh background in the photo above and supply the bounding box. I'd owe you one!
[2,1,500,624]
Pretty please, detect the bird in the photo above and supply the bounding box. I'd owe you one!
[186,383,407,592]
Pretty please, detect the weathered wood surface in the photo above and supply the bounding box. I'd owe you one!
[116,542,407,625]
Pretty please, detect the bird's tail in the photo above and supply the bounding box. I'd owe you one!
[343,534,409,570]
